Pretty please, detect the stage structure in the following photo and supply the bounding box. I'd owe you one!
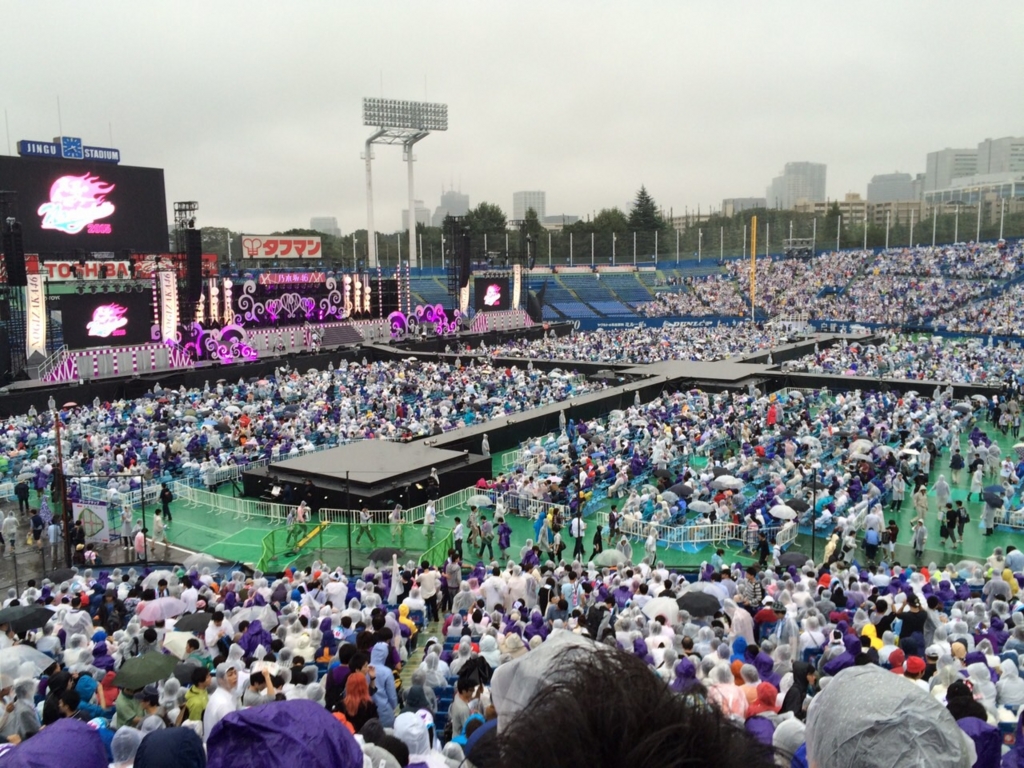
[362,98,448,269]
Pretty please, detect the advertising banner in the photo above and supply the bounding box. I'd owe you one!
[72,501,110,544]
[240,235,322,259]
[25,274,47,359]
[159,270,179,342]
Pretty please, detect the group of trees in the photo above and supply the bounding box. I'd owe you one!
[198,186,1024,270]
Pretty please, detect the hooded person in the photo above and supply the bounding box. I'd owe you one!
[707,663,748,722]
[418,649,450,688]
[479,635,501,669]
[203,663,241,742]
[370,642,399,727]
[111,727,144,768]
[806,666,975,768]
[206,699,364,768]
[134,728,206,768]
[2,718,108,768]
[238,620,273,658]
[402,669,437,715]
[998,659,1024,709]
[779,661,815,721]
[772,717,806,768]
[393,711,448,768]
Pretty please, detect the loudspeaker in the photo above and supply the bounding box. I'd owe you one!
[459,230,471,289]
[526,290,543,324]
[185,228,203,302]
[2,222,27,287]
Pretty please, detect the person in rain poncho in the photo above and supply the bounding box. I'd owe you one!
[806,665,975,768]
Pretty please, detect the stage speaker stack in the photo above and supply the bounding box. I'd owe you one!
[185,228,203,302]
[2,222,27,287]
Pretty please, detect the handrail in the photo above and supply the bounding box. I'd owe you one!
[37,345,68,381]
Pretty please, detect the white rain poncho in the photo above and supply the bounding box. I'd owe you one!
[806,666,974,768]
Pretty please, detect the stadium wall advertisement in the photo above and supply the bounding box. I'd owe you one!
[240,235,322,259]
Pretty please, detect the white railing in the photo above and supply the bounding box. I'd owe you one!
[316,486,492,526]
[174,482,291,523]
[497,492,567,523]
[775,522,800,549]
[37,346,68,381]
[593,510,741,549]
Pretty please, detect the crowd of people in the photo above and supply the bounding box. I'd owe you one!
[0,359,597,496]
[782,335,1024,385]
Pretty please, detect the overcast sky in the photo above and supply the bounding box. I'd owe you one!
[4,1,1022,234]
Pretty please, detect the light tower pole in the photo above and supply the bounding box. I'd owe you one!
[362,98,448,269]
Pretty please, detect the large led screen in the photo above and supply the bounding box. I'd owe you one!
[474,276,511,312]
[60,292,155,349]
[0,156,168,254]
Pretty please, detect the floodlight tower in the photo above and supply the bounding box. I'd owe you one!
[362,98,448,268]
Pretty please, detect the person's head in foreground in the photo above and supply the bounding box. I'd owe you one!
[472,633,775,768]
[806,665,975,768]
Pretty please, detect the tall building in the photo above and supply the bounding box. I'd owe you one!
[721,197,766,216]
[401,201,431,231]
[924,148,977,192]
[766,162,827,209]
[431,188,470,227]
[866,173,916,203]
[513,191,546,221]
[309,217,341,237]
[976,136,1024,175]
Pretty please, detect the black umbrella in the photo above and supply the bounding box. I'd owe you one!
[46,568,77,583]
[780,429,798,437]
[368,547,404,562]
[787,498,810,513]
[113,653,179,690]
[667,483,693,499]
[984,493,1005,508]
[676,591,722,617]
[653,469,673,480]
[984,485,1005,496]
[173,612,214,633]
[0,605,55,634]
[780,551,813,568]
[214,423,231,434]
[712,467,729,478]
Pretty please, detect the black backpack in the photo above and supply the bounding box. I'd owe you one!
[458,656,493,688]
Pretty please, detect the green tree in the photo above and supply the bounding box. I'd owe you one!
[464,202,507,235]
[627,185,665,232]
[523,207,545,240]
[591,208,629,233]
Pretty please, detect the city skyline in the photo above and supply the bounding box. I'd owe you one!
[1,2,1020,235]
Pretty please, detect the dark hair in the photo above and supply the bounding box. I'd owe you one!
[60,689,81,712]
[457,677,478,695]
[470,649,775,768]
[213,611,225,622]
[376,734,410,767]
[349,651,370,671]
[191,667,210,686]
[143,628,158,643]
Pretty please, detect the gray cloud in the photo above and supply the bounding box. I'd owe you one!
[4,0,1021,234]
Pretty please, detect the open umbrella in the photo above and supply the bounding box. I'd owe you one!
[787,498,810,513]
[676,591,722,617]
[900,448,920,456]
[849,452,873,463]
[780,428,798,437]
[367,547,404,563]
[538,464,559,474]
[183,552,221,570]
[667,483,694,499]
[642,596,680,625]
[971,394,990,403]
[653,468,672,480]
[173,612,213,633]
[0,645,56,677]
[712,476,743,491]
[984,485,1006,496]
[112,652,179,690]
[849,439,873,454]
[800,436,821,450]
[142,570,178,590]
[592,550,627,567]
[162,631,198,660]
[984,493,1005,508]
[139,597,187,623]
[768,504,797,521]
[688,500,714,514]
[231,606,279,630]
[0,605,54,634]
[951,403,972,414]
[712,467,730,478]
[779,551,813,569]
[661,491,680,505]
[466,495,494,508]
[46,568,77,583]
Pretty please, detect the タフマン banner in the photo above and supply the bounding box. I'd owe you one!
[240,235,322,259]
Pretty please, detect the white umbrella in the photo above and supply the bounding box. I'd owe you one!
[467,495,494,508]
[139,597,187,623]
[849,439,873,454]
[231,606,279,630]
[900,448,920,456]
[768,504,797,521]
[688,500,714,514]
[800,435,821,449]
[183,552,221,570]
[538,464,560,474]
[711,476,743,490]
[0,645,54,677]
[641,596,679,625]
[142,570,178,590]
[661,491,680,505]
[162,631,198,660]
[849,452,873,463]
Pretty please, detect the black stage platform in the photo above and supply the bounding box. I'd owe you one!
[242,440,492,510]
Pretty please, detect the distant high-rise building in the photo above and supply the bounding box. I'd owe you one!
[721,197,766,217]
[976,136,1024,175]
[513,191,546,221]
[866,173,916,203]
[431,189,470,227]
[541,214,579,231]
[765,162,827,209]
[402,201,431,230]
[924,148,978,192]
[310,216,341,237]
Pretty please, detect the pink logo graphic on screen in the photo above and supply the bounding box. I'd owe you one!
[86,303,128,338]
[484,283,502,307]
[37,173,115,235]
